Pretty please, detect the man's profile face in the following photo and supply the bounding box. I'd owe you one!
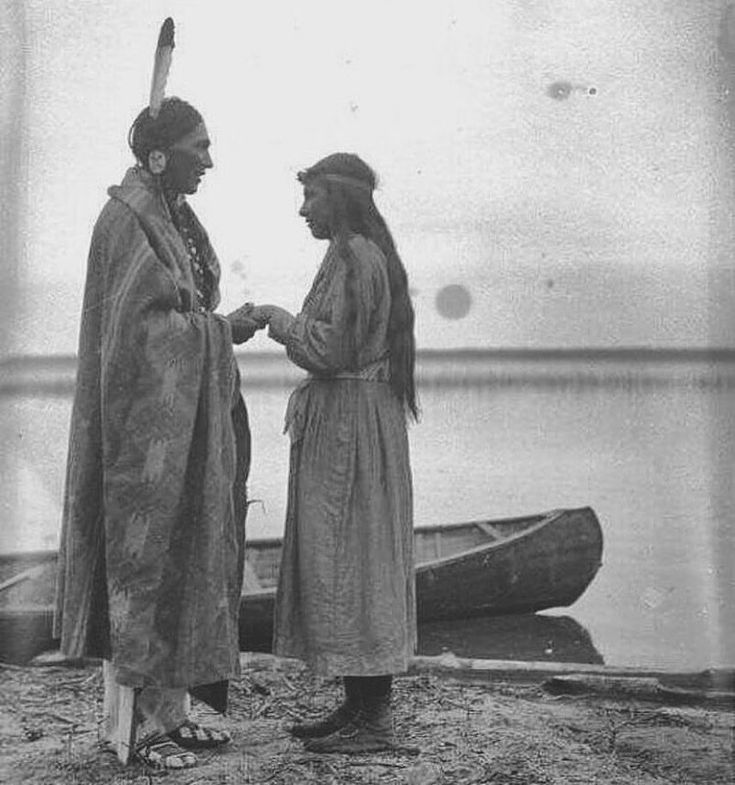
[299,180,333,240]
[163,122,213,195]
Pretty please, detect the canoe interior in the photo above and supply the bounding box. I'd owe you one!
[245,513,548,589]
[0,550,56,586]
[0,511,567,602]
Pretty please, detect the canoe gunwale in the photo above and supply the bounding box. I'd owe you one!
[414,509,575,571]
[240,510,561,554]
[0,509,584,571]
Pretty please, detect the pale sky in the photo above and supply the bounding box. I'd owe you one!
[3,0,734,354]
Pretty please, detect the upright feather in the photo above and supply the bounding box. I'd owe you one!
[149,18,175,119]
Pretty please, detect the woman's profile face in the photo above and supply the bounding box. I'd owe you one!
[299,180,333,240]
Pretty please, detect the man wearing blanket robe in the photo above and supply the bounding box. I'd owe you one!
[53,97,260,770]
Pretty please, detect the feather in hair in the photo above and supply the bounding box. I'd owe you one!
[149,17,175,119]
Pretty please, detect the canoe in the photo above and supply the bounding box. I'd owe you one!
[0,507,603,663]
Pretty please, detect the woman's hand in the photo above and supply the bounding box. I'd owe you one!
[247,305,275,327]
[250,304,296,344]
[226,303,263,344]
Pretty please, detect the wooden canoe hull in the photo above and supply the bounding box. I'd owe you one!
[0,507,603,663]
[238,506,603,650]
[416,506,603,620]
[0,607,56,664]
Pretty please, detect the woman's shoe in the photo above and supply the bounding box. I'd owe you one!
[288,697,360,739]
[303,695,394,753]
[289,677,362,739]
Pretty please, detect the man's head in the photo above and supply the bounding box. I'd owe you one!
[297,153,377,240]
[128,97,213,195]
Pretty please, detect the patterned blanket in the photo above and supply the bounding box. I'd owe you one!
[54,168,250,694]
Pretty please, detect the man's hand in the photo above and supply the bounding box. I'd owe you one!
[247,305,274,329]
[226,303,263,345]
[249,305,296,344]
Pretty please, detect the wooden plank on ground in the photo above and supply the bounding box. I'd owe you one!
[544,673,735,709]
[408,654,735,693]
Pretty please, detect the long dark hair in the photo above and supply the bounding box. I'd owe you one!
[298,153,418,420]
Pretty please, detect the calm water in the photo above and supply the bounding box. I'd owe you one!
[1,355,733,670]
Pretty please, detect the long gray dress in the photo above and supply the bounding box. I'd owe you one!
[272,234,416,676]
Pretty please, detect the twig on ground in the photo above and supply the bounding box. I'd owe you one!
[46,712,83,726]
[277,704,304,720]
[252,696,275,718]
[54,679,94,688]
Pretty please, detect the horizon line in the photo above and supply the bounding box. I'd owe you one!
[2,346,735,366]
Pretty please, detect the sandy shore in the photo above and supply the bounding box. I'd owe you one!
[0,654,732,785]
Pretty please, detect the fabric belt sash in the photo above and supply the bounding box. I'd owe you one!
[284,356,389,444]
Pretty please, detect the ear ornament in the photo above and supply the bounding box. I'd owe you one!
[148,150,167,174]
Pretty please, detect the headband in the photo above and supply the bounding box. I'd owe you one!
[321,174,374,193]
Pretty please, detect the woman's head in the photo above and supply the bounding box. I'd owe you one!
[298,153,418,420]
[297,153,378,240]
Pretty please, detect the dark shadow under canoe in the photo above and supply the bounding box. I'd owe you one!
[417,613,604,664]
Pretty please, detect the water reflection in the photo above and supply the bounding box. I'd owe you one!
[417,613,604,664]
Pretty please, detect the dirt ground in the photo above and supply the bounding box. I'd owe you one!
[0,654,732,785]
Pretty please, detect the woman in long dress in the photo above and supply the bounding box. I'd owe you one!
[251,153,418,753]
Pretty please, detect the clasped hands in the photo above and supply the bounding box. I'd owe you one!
[227,302,295,345]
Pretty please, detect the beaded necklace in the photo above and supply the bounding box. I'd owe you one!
[167,195,214,312]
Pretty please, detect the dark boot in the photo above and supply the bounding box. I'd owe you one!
[288,677,361,739]
[304,676,395,753]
